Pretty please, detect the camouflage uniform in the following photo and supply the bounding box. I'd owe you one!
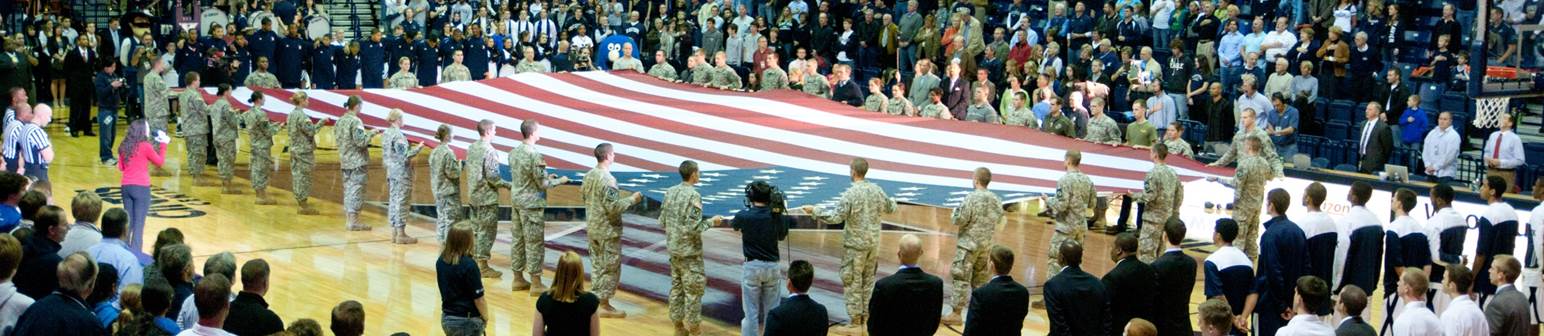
[287,108,325,203]
[885,97,913,116]
[178,89,210,176]
[1130,163,1182,262]
[383,126,422,229]
[964,103,999,123]
[1214,128,1283,178]
[508,143,565,275]
[811,180,897,321]
[1085,115,1122,144]
[582,167,636,302]
[387,70,419,89]
[466,140,510,263]
[441,63,472,82]
[334,112,374,224]
[1231,155,1273,260]
[760,68,788,91]
[516,60,548,74]
[710,66,741,90]
[1045,168,1095,279]
[613,57,644,73]
[430,144,462,240]
[242,107,280,192]
[211,100,239,183]
[660,182,713,328]
[1041,114,1076,137]
[948,189,1004,312]
[862,94,886,112]
[143,73,171,132]
[919,102,949,119]
[1002,106,1038,128]
[648,63,678,80]
[1164,138,1195,158]
[801,73,830,98]
[244,71,280,89]
[690,63,714,85]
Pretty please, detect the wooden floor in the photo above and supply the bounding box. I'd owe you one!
[43,122,1393,335]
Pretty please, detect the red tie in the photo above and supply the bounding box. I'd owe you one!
[1493,134,1502,159]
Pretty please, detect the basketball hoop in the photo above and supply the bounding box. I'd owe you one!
[1473,96,1511,129]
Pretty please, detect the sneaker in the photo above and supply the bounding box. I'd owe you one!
[102,159,118,166]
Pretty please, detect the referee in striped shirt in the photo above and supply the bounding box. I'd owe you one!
[1,88,32,174]
[20,104,53,183]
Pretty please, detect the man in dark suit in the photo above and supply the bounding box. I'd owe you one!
[1103,232,1157,336]
[10,252,105,336]
[1356,102,1393,173]
[963,246,1030,335]
[63,35,97,137]
[831,64,864,106]
[97,18,123,64]
[764,260,829,336]
[943,62,970,119]
[867,234,944,336]
[1045,241,1110,336]
[1333,285,1375,336]
[1252,188,1310,336]
[1374,69,1411,116]
[1484,255,1529,336]
[225,259,284,336]
[1151,219,1197,336]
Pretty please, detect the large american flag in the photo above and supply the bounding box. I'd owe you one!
[207,71,1232,215]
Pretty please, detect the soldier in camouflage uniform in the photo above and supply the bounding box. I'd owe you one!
[861,79,887,112]
[1212,136,1273,260]
[143,59,172,140]
[709,52,741,90]
[1040,97,1076,137]
[466,119,510,278]
[441,50,472,82]
[801,67,830,98]
[286,92,327,215]
[690,53,715,86]
[507,120,570,294]
[1084,98,1123,144]
[884,84,915,116]
[941,168,1005,326]
[963,86,999,123]
[1033,150,1096,309]
[335,96,379,231]
[803,158,897,334]
[1128,145,1183,262]
[242,92,283,205]
[759,54,788,91]
[660,160,721,336]
[647,50,678,81]
[612,43,644,73]
[1001,91,1038,127]
[383,109,425,244]
[178,72,210,183]
[919,88,951,119]
[388,57,420,89]
[516,47,548,74]
[211,85,242,194]
[1209,108,1283,178]
[428,124,461,240]
[581,143,644,319]
[1163,123,1195,158]
[244,57,281,89]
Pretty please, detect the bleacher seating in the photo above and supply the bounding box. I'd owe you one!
[1299,135,1322,158]
[1526,143,1544,166]
[1322,140,1347,167]
[1325,120,1352,142]
[1334,164,1359,172]
[1312,157,1331,169]
[1329,100,1357,124]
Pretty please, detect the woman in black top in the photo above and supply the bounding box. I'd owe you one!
[535,251,600,336]
[437,221,488,336]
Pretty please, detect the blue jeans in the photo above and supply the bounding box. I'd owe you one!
[440,315,485,336]
[741,260,784,336]
[899,44,917,79]
[122,184,151,251]
[1152,28,1170,50]
[1276,143,1298,161]
[99,107,117,162]
[1168,93,1189,120]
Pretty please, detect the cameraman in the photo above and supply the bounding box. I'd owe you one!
[94,61,125,166]
[730,180,792,336]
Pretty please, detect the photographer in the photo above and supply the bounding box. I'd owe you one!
[730,180,792,336]
[93,61,125,166]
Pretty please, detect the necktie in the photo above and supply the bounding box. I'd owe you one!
[1493,133,1502,159]
[1361,122,1373,155]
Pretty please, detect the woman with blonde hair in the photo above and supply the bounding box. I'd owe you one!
[286,91,326,215]
[382,109,424,244]
[437,222,488,335]
[534,251,600,336]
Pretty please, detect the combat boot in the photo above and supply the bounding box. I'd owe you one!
[477,260,502,279]
[528,274,547,297]
[510,272,531,291]
[598,299,627,318]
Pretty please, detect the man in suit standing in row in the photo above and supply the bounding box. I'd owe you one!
[962,246,1029,335]
[1334,285,1377,336]
[1045,241,1110,336]
[1484,255,1529,336]
[943,62,970,119]
[1357,102,1393,174]
[1104,232,1157,336]
[867,234,943,336]
[1151,219,1197,336]
[831,64,864,107]
[763,260,829,336]
[64,34,97,137]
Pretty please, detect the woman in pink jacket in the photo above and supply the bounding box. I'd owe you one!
[117,118,166,251]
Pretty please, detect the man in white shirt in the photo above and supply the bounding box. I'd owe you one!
[177,274,236,336]
[177,252,237,330]
[1388,269,1441,336]
[1483,113,1525,194]
[0,234,34,335]
[1234,75,1273,130]
[1259,17,1298,63]
[86,208,141,288]
[1423,112,1461,183]
[787,0,808,19]
[1274,275,1335,336]
[57,192,103,257]
[1439,265,1490,336]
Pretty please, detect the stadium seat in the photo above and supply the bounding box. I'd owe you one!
[1180,120,1208,149]
[1322,140,1346,166]
[1325,120,1351,141]
[1440,92,1467,113]
[1334,163,1360,172]
[1329,100,1357,123]
[1299,135,1322,158]
[1312,157,1331,169]
[1342,140,1362,167]
[1518,165,1537,194]
[1526,143,1544,166]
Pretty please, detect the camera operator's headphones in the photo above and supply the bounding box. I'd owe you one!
[744,180,773,206]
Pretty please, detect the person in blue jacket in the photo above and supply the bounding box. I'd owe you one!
[360,28,386,88]
[336,41,362,89]
[249,18,280,66]
[275,25,308,88]
[463,27,492,80]
[414,34,441,87]
[1244,188,1309,336]
[309,35,338,89]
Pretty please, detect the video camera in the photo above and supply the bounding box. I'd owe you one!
[743,180,787,215]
